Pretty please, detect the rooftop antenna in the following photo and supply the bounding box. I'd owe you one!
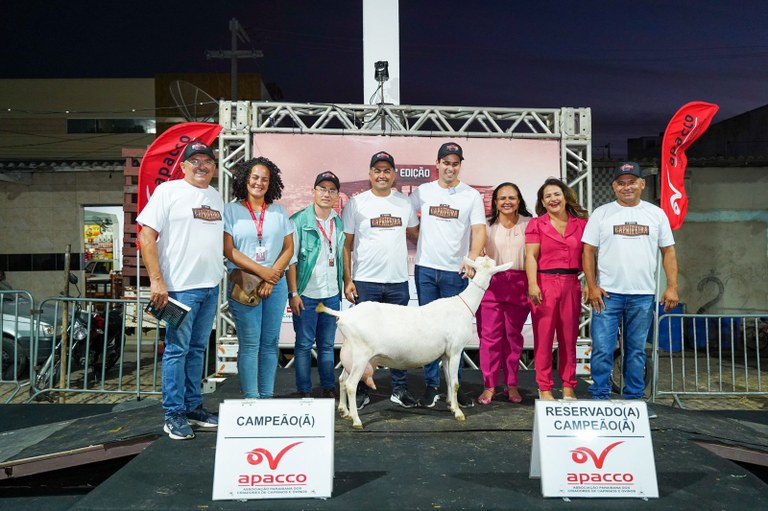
[206,18,263,101]
[169,80,219,122]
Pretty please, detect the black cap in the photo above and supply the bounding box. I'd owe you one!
[314,171,341,191]
[613,162,643,181]
[182,141,216,162]
[437,142,464,161]
[370,151,395,168]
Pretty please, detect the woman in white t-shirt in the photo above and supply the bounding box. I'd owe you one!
[224,157,294,399]
[475,183,533,405]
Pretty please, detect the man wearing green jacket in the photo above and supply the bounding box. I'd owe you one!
[286,171,345,398]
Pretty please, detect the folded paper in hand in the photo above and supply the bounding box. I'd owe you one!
[145,297,191,328]
[229,269,262,306]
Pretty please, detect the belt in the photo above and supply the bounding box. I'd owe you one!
[538,268,579,275]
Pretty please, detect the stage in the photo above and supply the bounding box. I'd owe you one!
[1,369,767,510]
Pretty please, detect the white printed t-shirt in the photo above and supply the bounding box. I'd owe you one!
[341,189,418,283]
[581,200,675,294]
[411,180,486,271]
[136,179,224,292]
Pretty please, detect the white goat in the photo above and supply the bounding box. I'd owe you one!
[317,256,513,429]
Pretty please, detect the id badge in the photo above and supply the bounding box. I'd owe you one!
[328,258,335,267]
[255,246,266,262]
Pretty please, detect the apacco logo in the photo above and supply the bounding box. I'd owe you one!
[567,441,634,486]
[246,441,303,470]
[665,168,683,215]
[570,441,624,469]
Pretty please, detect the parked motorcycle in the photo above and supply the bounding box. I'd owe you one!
[32,274,124,395]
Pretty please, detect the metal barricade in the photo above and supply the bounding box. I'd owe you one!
[1,289,37,402]
[26,296,165,403]
[652,312,768,407]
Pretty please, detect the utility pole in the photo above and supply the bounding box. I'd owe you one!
[206,18,263,101]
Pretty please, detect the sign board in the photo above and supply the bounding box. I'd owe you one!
[212,398,335,500]
[530,400,658,498]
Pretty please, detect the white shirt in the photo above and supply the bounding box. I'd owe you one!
[300,212,341,299]
[582,200,675,294]
[136,179,224,291]
[341,189,419,283]
[411,180,486,271]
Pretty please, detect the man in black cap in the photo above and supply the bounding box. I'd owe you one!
[286,171,345,399]
[582,162,679,415]
[341,151,420,409]
[410,141,487,408]
[137,140,223,440]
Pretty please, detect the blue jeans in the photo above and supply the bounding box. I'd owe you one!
[415,265,468,388]
[162,285,219,418]
[228,278,288,398]
[292,294,340,393]
[589,293,654,400]
[354,280,410,389]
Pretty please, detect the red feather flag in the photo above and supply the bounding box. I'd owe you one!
[135,122,222,245]
[137,122,223,217]
[660,102,719,230]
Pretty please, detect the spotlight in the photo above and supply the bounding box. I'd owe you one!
[374,61,389,82]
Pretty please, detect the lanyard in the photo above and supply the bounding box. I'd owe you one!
[244,201,267,246]
[316,218,334,253]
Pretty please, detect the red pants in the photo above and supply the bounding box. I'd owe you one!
[476,269,529,388]
[530,273,580,390]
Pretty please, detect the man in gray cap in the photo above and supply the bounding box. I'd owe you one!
[582,162,679,413]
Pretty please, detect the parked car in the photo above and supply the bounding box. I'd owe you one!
[84,260,113,278]
[1,280,60,380]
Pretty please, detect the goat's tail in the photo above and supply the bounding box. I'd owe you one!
[316,302,342,318]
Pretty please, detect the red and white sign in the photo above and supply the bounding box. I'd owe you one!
[212,399,335,500]
[660,102,719,230]
[530,400,658,498]
[137,122,222,219]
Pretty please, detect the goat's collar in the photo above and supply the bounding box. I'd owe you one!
[469,279,489,292]
[457,294,474,316]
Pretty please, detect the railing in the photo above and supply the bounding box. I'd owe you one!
[2,288,224,404]
[652,312,768,407]
[24,296,166,403]
[0,289,37,402]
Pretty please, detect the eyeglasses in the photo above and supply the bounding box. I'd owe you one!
[371,168,393,175]
[187,158,215,168]
[315,186,338,196]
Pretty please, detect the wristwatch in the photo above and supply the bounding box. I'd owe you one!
[288,292,298,299]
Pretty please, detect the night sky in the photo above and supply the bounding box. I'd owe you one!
[3,0,767,158]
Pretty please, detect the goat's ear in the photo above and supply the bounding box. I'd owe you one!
[493,261,515,274]
[463,257,478,269]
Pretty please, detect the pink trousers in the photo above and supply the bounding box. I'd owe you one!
[530,273,580,390]
[476,269,529,388]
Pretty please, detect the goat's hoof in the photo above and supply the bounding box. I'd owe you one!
[338,409,350,419]
[353,423,364,430]
[455,413,466,421]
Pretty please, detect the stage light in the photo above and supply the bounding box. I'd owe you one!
[374,61,389,82]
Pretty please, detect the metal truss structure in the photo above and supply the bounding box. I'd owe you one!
[214,100,593,345]
[217,101,592,209]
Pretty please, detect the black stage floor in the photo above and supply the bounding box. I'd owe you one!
[1,369,768,510]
